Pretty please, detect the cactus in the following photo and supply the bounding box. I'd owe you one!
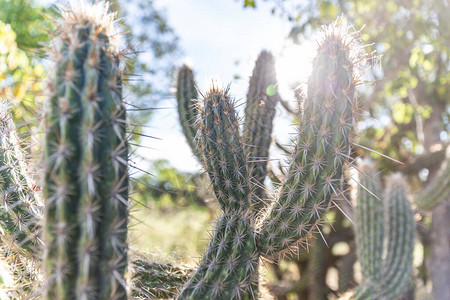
[176,52,280,212]
[258,22,359,257]
[0,101,41,294]
[243,50,280,211]
[179,20,366,299]
[354,161,415,300]
[42,1,129,299]
[178,87,259,299]
[176,65,200,159]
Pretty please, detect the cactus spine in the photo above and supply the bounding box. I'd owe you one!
[43,2,129,299]
[354,162,415,300]
[243,50,280,211]
[0,101,41,293]
[179,21,366,299]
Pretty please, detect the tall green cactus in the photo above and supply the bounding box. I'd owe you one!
[354,161,415,300]
[0,101,41,294]
[179,20,366,299]
[43,2,129,299]
[243,50,280,211]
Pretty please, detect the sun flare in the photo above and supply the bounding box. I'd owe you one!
[275,40,316,94]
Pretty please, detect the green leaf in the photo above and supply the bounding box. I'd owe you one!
[266,84,277,96]
[244,0,256,8]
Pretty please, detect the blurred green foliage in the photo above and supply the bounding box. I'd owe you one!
[0,0,49,51]
[0,20,44,126]
[247,0,449,173]
[134,160,210,207]
[244,0,256,8]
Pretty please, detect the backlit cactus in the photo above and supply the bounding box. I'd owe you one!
[43,2,129,299]
[179,20,367,299]
[258,23,360,257]
[0,101,41,294]
[0,3,423,298]
[354,161,415,300]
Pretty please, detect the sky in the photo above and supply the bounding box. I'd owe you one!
[38,0,316,173]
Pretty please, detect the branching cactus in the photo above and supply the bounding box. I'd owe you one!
[354,161,415,300]
[179,20,368,299]
[243,50,280,212]
[43,1,129,299]
[176,51,280,202]
[0,101,41,294]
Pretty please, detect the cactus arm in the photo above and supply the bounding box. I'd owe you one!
[353,170,415,300]
[376,176,415,299]
[176,65,199,160]
[354,161,384,284]
[243,50,280,212]
[178,87,259,299]
[195,87,252,213]
[259,24,361,256]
